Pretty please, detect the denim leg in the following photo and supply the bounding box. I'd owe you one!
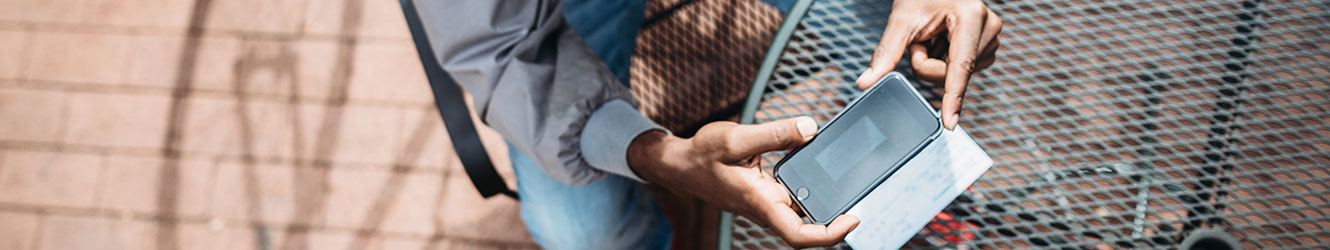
[540,2,671,249]
[510,143,671,250]
[563,0,645,87]
[760,0,797,14]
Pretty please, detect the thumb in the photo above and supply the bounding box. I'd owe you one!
[723,117,818,161]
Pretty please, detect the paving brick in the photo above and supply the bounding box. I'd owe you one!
[176,223,254,250]
[209,163,298,224]
[232,40,297,94]
[411,109,456,171]
[123,35,184,88]
[321,167,389,230]
[302,0,346,36]
[305,0,411,39]
[82,0,193,28]
[332,105,406,166]
[231,99,326,162]
[376,236,428,250]
[291,40,340,99]
[179,97,326,161]
[415,97,514,174]
[379,173,443,235]
[348,41,432,105]
[357,0,411,39]
[207,162,247,221]
[434,239,541,250]
[225,40,307,97]
[189,36,241,94]
[22,32,132,84]
[91,156,216,217]
[97,155,163,213]
[176,219,288,250]
[0,0,86,24]
[173,158,219,217]
[38,215,157,250]
[63,92,170,149]
[0,211,40,250]
[0,30,26,79]
[298,230,437,250]
[439,172,532,243]
[252,164,298,224]
[227,39,341,99]
[204,0,307,33]
[0,89,68,142]
[0,151,103,208]
[321,170,461,236]
[177,97,242,157]
[306,230,354,250]
[188,39,340,99]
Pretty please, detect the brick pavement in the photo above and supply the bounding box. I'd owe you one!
[0,0,537,249]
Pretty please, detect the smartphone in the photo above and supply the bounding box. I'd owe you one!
[774,72,942,225]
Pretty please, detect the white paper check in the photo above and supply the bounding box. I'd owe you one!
[844,126,994,250]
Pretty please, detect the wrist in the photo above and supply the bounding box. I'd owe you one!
[626,130,685,183]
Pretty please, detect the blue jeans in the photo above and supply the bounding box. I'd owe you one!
[511,143,672,250]
[516,1,796,249]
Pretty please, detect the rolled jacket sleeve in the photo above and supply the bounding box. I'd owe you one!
[415,0,661,185]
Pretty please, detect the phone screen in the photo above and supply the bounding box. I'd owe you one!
[775,73,941,224]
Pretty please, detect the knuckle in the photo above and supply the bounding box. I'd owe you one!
[887,14,913,26]
[957,1,988,15]
[962,61,977,72]
[722,131,741,153]
[944,90,966,101]
[988,13,1004,30]
[952,57,978,72]
[699,121,735,139]
[872,44,891,58]
[771,123,795,148]
[887,16,924,32]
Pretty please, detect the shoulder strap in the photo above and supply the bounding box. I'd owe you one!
[399,0,518,199]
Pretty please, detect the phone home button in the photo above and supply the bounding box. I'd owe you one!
[795,187,810,200]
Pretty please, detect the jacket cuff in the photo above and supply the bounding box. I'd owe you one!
[580,99,665,183]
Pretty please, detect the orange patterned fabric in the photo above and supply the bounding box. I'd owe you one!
[631,0,784,137]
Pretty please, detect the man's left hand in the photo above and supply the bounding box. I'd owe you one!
[856,0,1004,130]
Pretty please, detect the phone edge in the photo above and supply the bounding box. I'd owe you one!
[777,72,944,225]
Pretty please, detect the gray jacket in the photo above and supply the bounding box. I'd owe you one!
[415,0,663,185]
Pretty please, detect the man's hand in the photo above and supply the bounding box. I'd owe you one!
[855,0,1003,130]
[628,117,859,248]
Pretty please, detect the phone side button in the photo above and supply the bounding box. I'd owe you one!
[795,187,810,200]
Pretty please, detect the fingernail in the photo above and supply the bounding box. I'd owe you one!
[796,117,817,138]
[946,113,960,130]
[856,69,874,84]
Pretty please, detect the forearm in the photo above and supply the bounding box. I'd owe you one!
[416,0,648,185]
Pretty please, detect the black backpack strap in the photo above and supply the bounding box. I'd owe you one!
[399,0,518,199]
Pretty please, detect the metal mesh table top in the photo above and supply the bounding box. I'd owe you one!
[721,0,1330,249]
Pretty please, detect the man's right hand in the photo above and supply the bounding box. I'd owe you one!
[627,117,859,248]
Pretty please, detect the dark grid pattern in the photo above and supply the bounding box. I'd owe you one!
[727,0,1330,249]
[632,0,784,137]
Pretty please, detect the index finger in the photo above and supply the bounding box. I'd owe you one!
[724,117,818,161]
[761,203,860,248]
[941,3,988,130]
[856,19,914,90]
